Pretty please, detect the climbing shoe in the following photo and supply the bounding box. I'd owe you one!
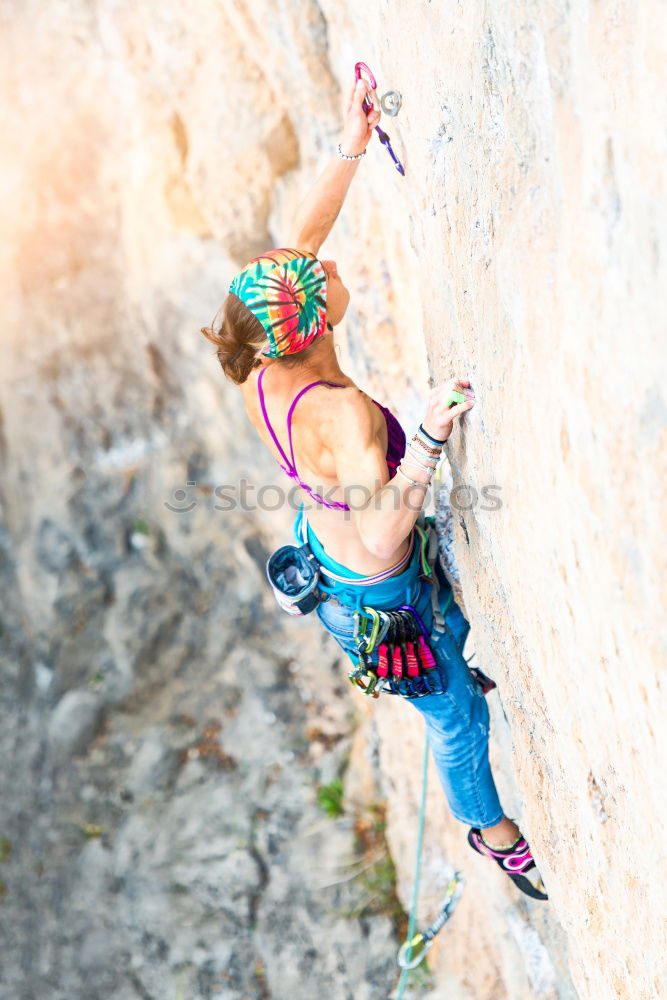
[467,827,549,901]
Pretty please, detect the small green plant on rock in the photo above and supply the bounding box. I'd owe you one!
[316,778,345,817]
[130,518,151,535]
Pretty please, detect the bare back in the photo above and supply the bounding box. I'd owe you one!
[241,360,411,574]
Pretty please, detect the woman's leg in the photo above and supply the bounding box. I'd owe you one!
[316,583,508,827]
[312,571,546,896]
[405,671,505,829]
[403,581,508,829]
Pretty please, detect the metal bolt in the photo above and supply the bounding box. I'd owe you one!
[380,90,402,116]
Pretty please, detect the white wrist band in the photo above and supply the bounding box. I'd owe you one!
[396,464,431,488]
[337,143,366,161]
[403,456,437,476]
[405,446,438,468]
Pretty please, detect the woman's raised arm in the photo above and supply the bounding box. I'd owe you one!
[287,80,381,254]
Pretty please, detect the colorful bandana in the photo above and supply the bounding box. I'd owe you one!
[228,248,328,358]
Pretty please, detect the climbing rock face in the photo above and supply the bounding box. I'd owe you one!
[1,3,665,1000]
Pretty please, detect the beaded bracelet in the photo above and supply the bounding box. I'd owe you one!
[418,423,447,446]
[337,143,366,161]
[408,434,442,462]
[408,441,438,459]
[410,435,442,457]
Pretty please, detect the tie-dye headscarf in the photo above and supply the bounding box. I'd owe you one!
[228,248,328,358]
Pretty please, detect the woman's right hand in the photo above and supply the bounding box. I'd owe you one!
[421,379,476,444]
[340,79,381,156]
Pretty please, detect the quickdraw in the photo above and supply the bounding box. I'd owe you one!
[396,872,465,970]
[348,606,384,697]
[347,602,440,697]
[355,61,405,176]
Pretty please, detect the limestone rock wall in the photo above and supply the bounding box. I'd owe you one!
[1,2,665,999]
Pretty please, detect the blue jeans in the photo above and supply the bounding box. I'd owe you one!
[296,507,505,829]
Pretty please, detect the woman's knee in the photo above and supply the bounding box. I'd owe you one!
[416,697,489,759]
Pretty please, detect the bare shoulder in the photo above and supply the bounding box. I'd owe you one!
[239,366,262,419]
[324,385,378,445]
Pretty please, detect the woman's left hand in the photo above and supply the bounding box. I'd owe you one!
[340,79,381,156]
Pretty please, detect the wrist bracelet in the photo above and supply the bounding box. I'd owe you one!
[407,442,438,460]
[396,464,431,488]
[337,142,366,161]
[418,423,447,446]
[411,434,442,457]
[404,461,437,479]
[405,447,438,470]
[403,460,436,480]
[403,460,436,477]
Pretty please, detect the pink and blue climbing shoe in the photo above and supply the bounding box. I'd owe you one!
[467,827,549,901]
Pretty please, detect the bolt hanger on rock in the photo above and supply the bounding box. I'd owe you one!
[380,89,402,116]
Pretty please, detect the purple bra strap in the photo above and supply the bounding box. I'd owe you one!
[257,365,345,475]
[286,379,345,474]
[257,366,291,469]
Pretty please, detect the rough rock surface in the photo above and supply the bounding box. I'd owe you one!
[1,2,665,999]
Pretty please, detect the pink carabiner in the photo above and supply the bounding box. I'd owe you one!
[355,61,377,114]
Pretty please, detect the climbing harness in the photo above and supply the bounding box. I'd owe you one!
[265,514,424,622]
[355,61,405,175]
[344,521,451,698]
[269,510,498,699]
[395,734,465,998]
[333,515,499,702]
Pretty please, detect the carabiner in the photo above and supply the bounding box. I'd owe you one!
[376,609,391,645]
[357,671,380,696]
[397,932,433,970]
[399,603,430,640]
[355,60,378,114]
[348,661,380,697]
[360,606,381,653]
[353,607,380,654]
[396,873,465,969]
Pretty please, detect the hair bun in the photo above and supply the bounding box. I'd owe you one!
[198,295,266,384]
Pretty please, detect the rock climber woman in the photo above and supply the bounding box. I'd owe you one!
[200,77,547,901]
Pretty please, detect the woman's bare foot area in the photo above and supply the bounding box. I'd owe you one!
[480,816,521,848]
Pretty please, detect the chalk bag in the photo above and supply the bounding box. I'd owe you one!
[266,542,322,616]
